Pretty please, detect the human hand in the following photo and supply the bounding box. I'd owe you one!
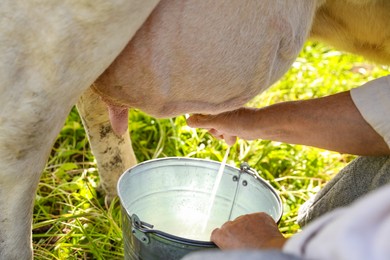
[211,212,286,250]
[186,107,260,146]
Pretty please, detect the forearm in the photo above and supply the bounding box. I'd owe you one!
[255,91,390,155]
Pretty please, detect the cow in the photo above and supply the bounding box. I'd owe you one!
[85,0,390,200]
[1,0,389,259]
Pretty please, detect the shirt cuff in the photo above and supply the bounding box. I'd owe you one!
[350,76,390,149]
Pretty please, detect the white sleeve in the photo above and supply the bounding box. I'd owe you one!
[350,76,390,148]
[282,184,390,260]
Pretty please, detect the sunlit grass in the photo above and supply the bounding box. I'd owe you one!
[33,42,389,259]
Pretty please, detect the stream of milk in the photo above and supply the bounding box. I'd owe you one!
[201,146,231,233]
[156,148,232,241]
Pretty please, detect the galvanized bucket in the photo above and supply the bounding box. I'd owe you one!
[117,157,282,260]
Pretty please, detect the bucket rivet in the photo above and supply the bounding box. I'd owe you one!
[242,180,248,186]
[232,176,238,182]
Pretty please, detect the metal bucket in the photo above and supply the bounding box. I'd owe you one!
[118,157,282,260]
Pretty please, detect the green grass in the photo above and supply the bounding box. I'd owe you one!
[33,42,389,259]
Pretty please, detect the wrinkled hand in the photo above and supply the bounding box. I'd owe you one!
[186,107,259,146]
[211,212,286,250]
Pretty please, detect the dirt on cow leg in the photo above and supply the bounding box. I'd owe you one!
[77,88,137,205]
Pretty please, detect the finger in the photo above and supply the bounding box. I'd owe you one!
[187,114,218,129]
[208,129,237,145]
[224,135,237,146]
[208,128,220,136]
[207,129,224,141]
[210,228,221,244]
[208,129,225,138]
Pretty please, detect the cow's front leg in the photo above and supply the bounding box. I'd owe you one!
[0,102,76,259]
[77,87,137,203]
[0,173,41,259]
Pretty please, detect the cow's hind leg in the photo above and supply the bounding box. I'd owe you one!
[77,87,137,203]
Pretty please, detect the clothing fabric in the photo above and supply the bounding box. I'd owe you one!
[283,183,390,260]
[182,250,300,260]
[350,75,390,148]
[298,155,390,227]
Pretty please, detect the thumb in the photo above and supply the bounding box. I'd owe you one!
[186,114,218,129]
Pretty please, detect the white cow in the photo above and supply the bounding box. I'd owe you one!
[0,0,388,259]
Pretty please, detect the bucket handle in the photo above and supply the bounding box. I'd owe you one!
[226,163,266,220]
[240,162,261,179]
[131,214,154,244]
[238,162,283,224]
